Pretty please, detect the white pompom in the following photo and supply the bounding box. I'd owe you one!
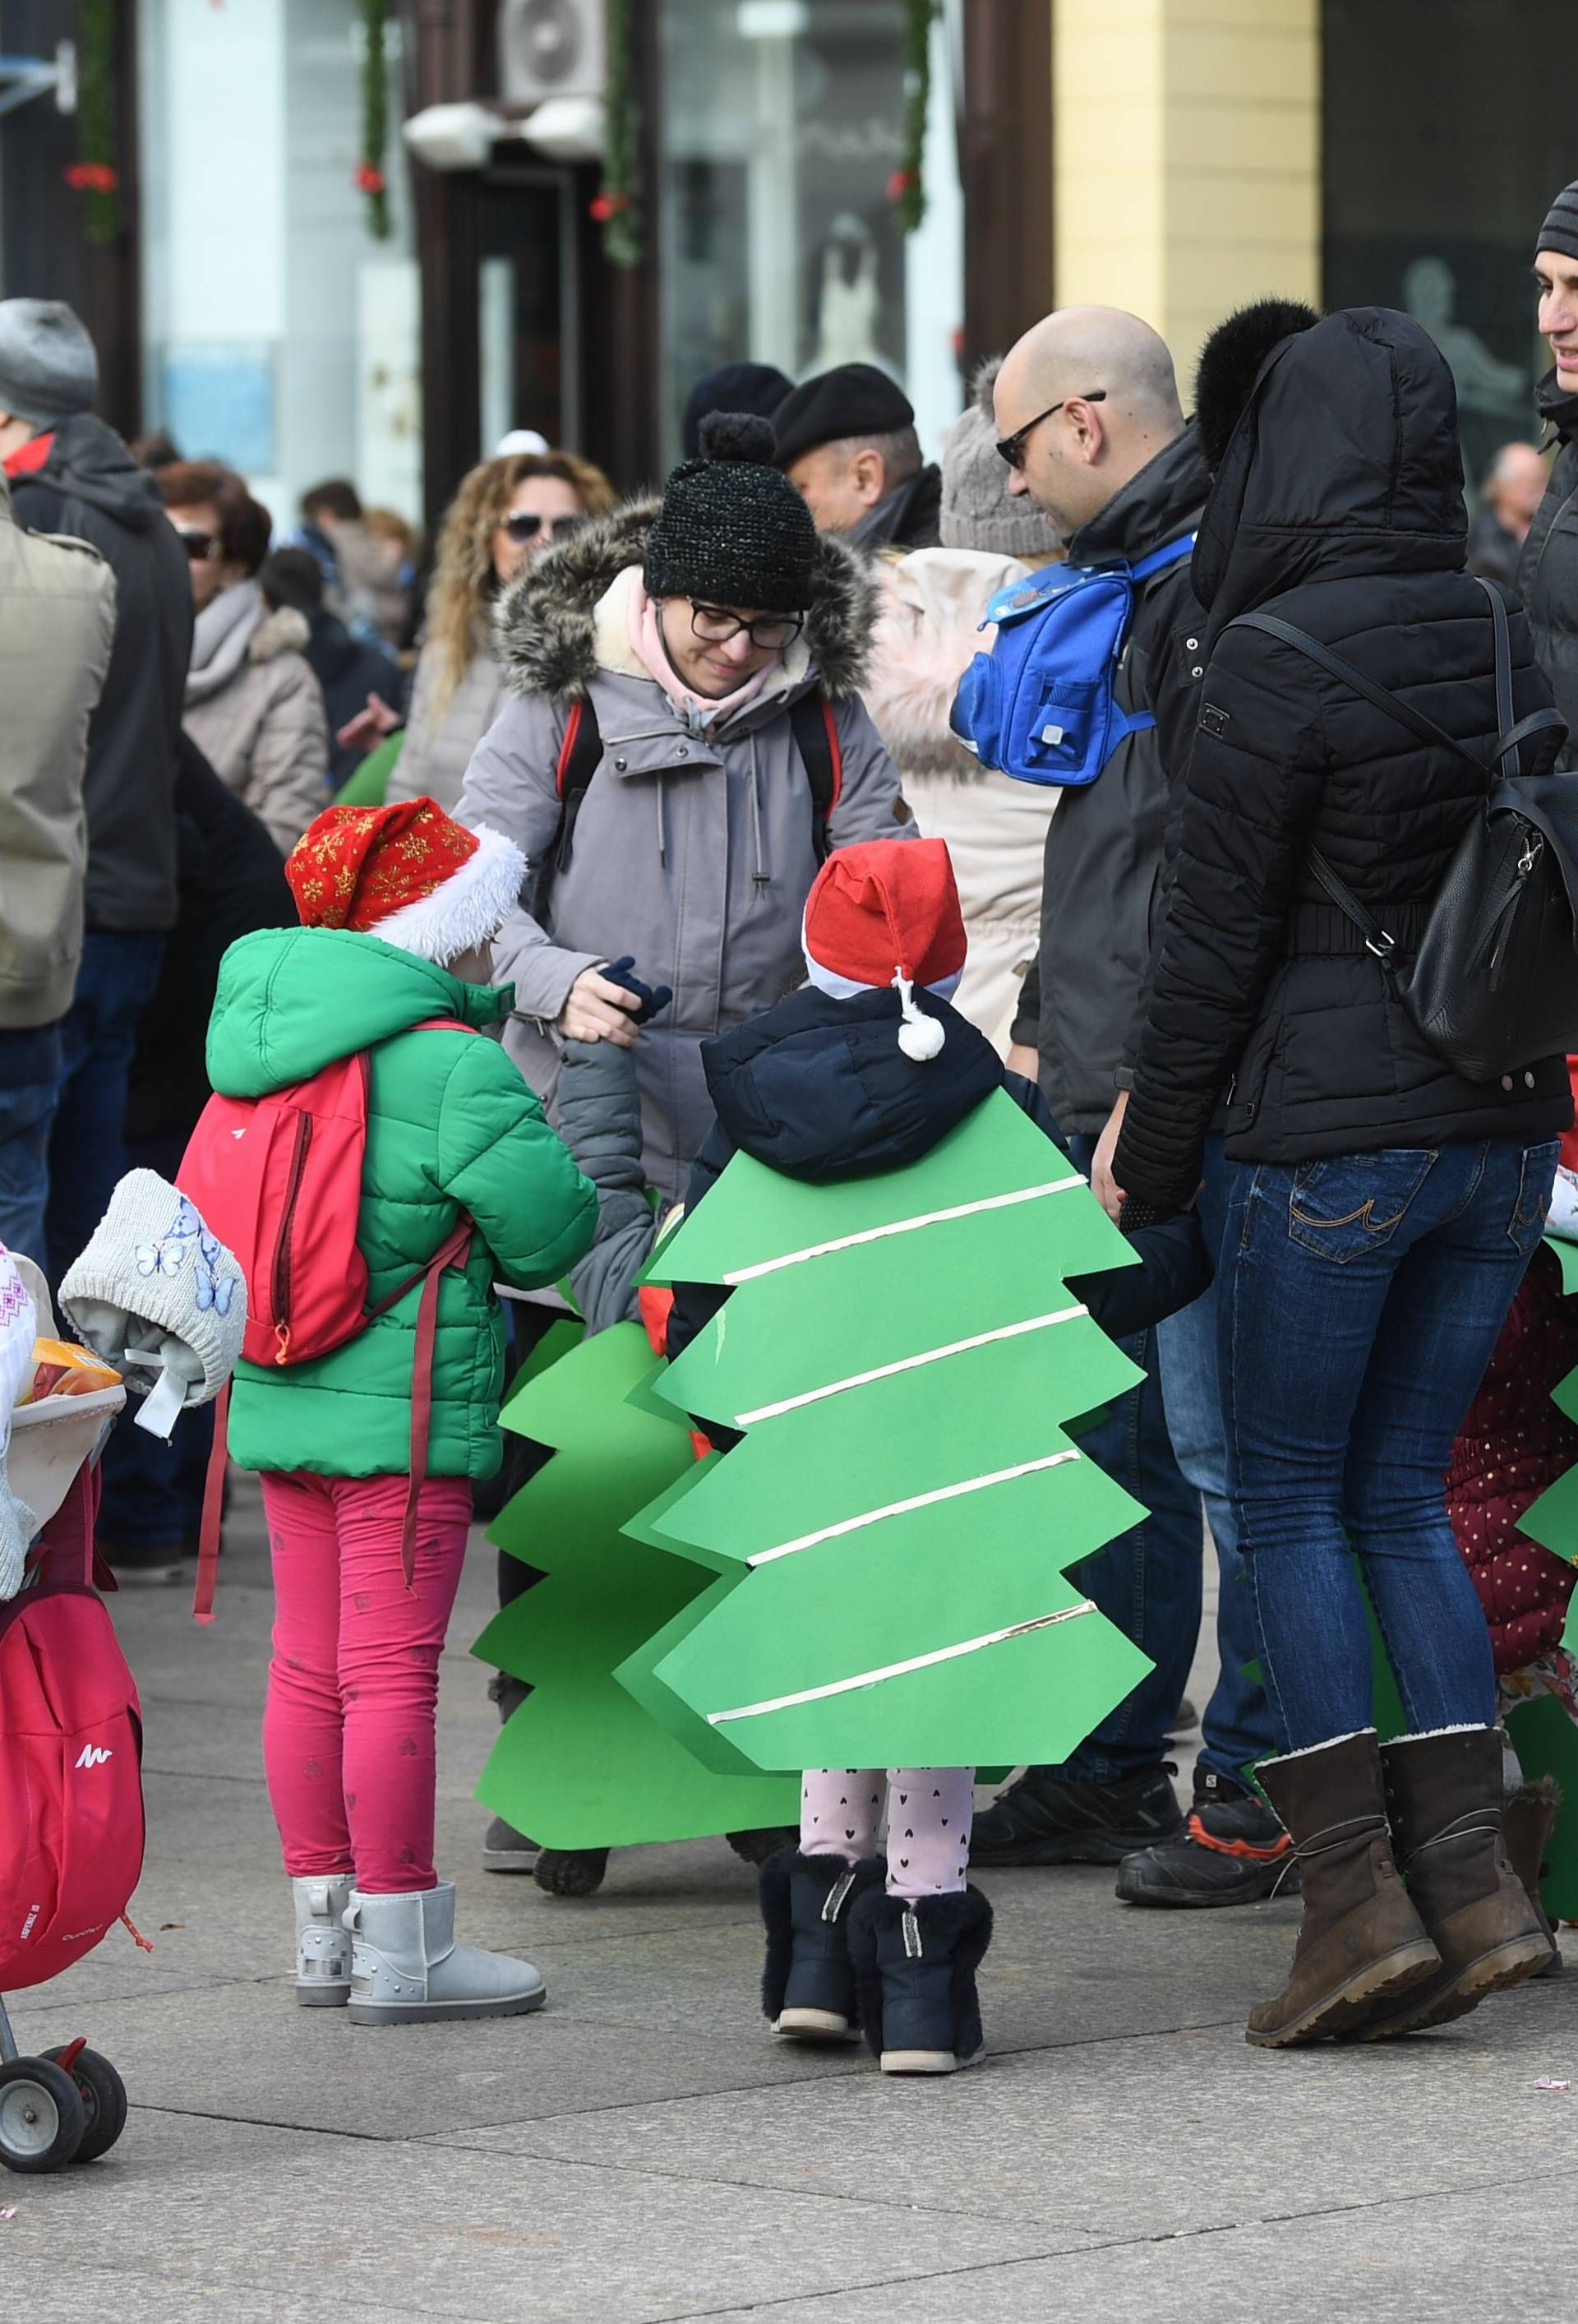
[897,1013,945,1062]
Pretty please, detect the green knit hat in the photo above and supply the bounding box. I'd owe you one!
[644,411,817,614]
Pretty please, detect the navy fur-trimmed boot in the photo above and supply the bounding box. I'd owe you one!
[759,1848,883,2042]
[847,1885,994,2075]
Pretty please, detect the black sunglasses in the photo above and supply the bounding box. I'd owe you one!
[995,390,1106,469]
[501,511,585,544]
[178,526,222,562]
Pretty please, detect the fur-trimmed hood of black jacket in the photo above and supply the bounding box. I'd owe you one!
[491,493,879,703]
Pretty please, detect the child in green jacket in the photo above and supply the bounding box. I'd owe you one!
[206,797,595,2024]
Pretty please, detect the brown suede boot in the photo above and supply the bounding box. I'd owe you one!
[1502,1779,1563,1978]
[1361,1730,1553,2040]
[1246,1731,1439,2049]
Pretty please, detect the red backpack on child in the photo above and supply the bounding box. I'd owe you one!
[0,1472,145,1993]
[177,1023,474,1619]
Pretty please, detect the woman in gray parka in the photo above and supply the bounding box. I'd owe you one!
[457,410,916,1205]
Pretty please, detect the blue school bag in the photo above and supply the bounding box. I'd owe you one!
[950,534,1195,786]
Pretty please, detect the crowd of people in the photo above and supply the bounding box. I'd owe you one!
[6,165,1578,2074]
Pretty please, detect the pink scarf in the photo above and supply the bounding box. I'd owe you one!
[626,574,782,728]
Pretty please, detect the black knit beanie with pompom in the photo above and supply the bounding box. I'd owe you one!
[644,411,818,613]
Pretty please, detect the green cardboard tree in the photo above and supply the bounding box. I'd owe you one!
[615,1090,1155,1774]
[473,1319,798,1848]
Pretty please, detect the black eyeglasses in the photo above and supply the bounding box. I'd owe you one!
[501,511,585,545]
[177,526,222,562]
[995,390,1106,469]
[685,600,805,652]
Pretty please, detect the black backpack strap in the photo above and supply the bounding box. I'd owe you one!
[788,691,842,863]
[532,694,603,917]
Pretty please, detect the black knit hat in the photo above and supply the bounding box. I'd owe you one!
[771,363,915,471]
[644,412,818,614]
[681,361,792,460]
[1537,181,1578,262]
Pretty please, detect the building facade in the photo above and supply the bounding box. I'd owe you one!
[0,1,1566,534]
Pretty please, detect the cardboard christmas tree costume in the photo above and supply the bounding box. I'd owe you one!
[473,1315,799,1849]
[617,1088,1154,1775]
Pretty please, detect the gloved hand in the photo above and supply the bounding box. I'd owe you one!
[602,955,673,1027]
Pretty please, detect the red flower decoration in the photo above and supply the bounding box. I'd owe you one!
[886,168,920,203]
[355,162,386,196]
[589,191,629,223]
[64,162,118,194]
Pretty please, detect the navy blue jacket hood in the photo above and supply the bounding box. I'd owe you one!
[700,984,1003,1183]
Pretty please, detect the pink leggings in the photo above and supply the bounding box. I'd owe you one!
[801,1768,976,1900]
[260,1471,472,1894]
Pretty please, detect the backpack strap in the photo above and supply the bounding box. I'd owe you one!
[1128,533,1197,584]
[194,1382,228,1624]
[399,1218,473,1596]
[533,695,604,915]
[788,691,842,863]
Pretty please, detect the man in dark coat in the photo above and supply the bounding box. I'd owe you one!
[100,736,296,1579]
[0,298,193,1279]
[1522,182,1578,764]
[260,548,404,790]
[773,364,942,551]
[970,305,1287,1901]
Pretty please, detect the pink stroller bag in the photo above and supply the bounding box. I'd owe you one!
[0,1470,145,1992]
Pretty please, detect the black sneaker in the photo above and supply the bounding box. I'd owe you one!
[969,1763,1183,1867]
[98,1538,193,1587]
[1114,1765,1298,1907]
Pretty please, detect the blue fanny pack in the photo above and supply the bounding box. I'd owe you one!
[949,534,1196,786]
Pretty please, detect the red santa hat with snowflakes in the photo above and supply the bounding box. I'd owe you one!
[801,838,967,1061]
[284,797,525,964]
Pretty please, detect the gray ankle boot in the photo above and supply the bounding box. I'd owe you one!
[293,1874,354,2008]
[344,1881,547,2026]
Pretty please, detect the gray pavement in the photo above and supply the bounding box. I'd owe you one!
[3,1479,1576,2320]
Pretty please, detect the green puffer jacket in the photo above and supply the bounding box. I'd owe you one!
[207,925,597,1479]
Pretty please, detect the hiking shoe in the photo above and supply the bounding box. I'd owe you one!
[970,1763,1183,1867]
[482,1816,540,1873]
[99,1537,192,1586]
[727,1826,801,1868]
[1116,1766,1298,1906]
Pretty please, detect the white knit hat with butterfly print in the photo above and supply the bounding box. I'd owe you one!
[60,1171,247,1425]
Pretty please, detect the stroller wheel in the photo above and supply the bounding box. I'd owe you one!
[44,2046,127,2163]
[0,2058,86,2173]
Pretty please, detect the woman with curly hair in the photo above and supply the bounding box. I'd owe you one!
[386,451,616,811]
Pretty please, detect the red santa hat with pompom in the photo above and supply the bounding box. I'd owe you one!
[801,838,967,1061]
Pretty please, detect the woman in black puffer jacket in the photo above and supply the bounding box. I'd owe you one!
[1114,304,1573,2053]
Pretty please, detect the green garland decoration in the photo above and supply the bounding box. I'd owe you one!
[356,0,391,241]
[66,0,121,247]
[592,0,642,268]
[887,0,937,234]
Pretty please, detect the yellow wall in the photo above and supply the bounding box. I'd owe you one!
[1053,0,1320,394]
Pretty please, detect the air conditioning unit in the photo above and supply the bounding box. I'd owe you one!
[498,0,606,106]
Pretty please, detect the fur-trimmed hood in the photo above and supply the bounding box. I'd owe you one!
[491,493,878,704]
[248,604,311,663]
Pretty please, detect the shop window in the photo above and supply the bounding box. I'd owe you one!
[658,0,963,464]
[1323,0,1578,494]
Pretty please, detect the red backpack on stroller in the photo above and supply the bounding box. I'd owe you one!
[0,1469,145,1992]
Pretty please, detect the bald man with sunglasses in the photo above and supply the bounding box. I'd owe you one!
[971,309,1286,1908]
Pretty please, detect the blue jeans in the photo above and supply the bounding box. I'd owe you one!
[1050,1130,1203,1782]
[1155,1138,1278,1789]
[45,931,165,1285]
[0,1024,66,1262]
[1221,1138,1559,1753]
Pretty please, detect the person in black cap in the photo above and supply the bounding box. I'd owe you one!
[773,361,942,550]
[1522,183,1578,758]
[681,359,791,461]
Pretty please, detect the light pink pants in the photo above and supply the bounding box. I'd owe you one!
[260,1471,472,1894]
[801,1768,976,1900]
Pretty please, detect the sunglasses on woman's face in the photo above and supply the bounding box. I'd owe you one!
[178,527,222,562]
[500,511,585,545]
